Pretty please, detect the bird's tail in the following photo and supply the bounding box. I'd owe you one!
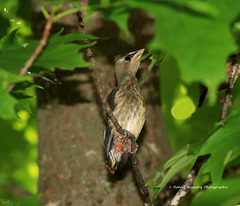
[106,137,131,174]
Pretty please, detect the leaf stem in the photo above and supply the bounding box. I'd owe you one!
[33,0,49,19]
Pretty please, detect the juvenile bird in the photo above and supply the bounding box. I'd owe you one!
[104,49,146,174]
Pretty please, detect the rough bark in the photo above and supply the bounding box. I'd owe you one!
[33,3,172,205]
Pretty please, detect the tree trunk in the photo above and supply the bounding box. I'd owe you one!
[33,2,172,205]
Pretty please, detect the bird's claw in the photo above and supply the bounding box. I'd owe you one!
[123,129,130,138]
[123,129,138,154]
[129,143,138,154]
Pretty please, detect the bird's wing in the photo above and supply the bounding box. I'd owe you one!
[107,87,119,110]
[104,88,119,151]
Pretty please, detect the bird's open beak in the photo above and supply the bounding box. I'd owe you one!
[131,49,145,62]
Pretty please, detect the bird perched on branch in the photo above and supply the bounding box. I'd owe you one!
[104,49,146,174]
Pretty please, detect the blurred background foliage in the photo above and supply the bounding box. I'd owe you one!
[0,0,39,204]
[0,0,240,205]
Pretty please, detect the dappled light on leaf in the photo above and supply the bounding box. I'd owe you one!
[171,96,196,120]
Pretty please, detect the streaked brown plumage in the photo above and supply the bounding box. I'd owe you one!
[104,49,146,174]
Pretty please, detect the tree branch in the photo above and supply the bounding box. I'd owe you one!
[76,11,150,205]
[130,134,150,206]
[76,12,125,135]
[220,54,240,120]
[19,14,54,76]
[169,54,240,206]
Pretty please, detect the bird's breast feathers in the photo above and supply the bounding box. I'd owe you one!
[113,83,145,138]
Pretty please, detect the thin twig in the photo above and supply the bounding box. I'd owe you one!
[169,54,240,206]
[77,12,125,135]
[19,14,54,77]
[129,135,151,206]
[76,11,150,205]
[8,14,54,92]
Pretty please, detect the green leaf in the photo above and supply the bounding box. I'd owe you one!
[19,194,43,206]
[33,31,97,70]
[0,69,28,86]
[164,141,203,170]
[101,6,130,37]
[12,81,43,91]
[0,69,21,119]
[34,41,95,71]
[44,0,80,6]
[160,54,181,111]
[0,87,17,119]
[126,0,239,104]
[89,0,130,37]
[10,89,34,100]
[33,73,58,85]
[0,0,19,18]
[0,29,22,50]
[191,176,240,206]
[29,66,58,84]
[0,69,34,119]
[0,30,33,74]
[15,99,32,115]
[100,0,109,6]
[0,14,10,38]
[154,154,195,199]
[184,1,219,17]
[147,140,204,198]
[199,108,240,182]
[0,30,98,74]
[140,52,164,85]
[150,103,240,200]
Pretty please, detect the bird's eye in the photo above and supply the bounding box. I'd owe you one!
[124,56,131,62]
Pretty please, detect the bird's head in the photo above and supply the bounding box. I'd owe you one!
[115,49,145,83]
